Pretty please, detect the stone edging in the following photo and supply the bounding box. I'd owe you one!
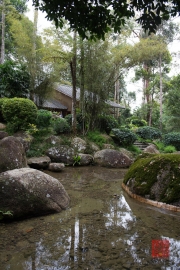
[122,183,180,212]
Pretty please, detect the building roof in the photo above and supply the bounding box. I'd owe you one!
[42,98,68,110]
[106,100,124,108]
[54,83,125,109]
[54,83,81,100]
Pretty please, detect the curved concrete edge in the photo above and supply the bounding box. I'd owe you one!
[122,183,180,212]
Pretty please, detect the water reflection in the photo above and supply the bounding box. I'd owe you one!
[1,166,180,269]
[105,194,136,228]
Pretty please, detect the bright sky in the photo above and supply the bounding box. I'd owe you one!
[26,0,51,31]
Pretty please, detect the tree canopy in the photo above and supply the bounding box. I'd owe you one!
[32,0,180,39]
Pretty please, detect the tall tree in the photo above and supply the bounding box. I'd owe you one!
[132,35,171,126]
[0,0,27,63]
[70,31,77,135]
[164,74,180,132]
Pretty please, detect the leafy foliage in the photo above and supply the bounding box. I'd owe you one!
[52,118,71,134]
[65,113,83,131]
[164,145,176,153]
[36,109,52,129]
[131,118,147,127]
[0,97,8,122]
[2,98,37,133]
[0,61,30,98]
[163,132,180,151]
[99,115,119,135]
[87,131,107,148]
[111,128,137,146]
[73,155,81,166]
[32,0,179,39]
[136,126,162,140]
[155,140,176,153]
[0,210,13,221]
[164,74,180,132]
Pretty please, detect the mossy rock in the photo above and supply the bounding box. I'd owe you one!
[123,154,180,205]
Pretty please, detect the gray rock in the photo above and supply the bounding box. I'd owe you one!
[48,163,65,172]
[94,149,133,168]
[13,131,33,152]
[0,123,6,130]
[0,131,8,140]
[143,144,160,154]
[0,168,70,220]
[45,135,62,145]
[71,137,87,153]
[89,142,100,153]
[79,153,94,166]
[0,136,27,173]
[103,144,115,149]
[46,145,75,165]
[27,156,51,169]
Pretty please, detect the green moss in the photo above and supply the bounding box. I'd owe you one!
[123,154,180,204]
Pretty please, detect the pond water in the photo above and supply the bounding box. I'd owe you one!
[0,166,180,270]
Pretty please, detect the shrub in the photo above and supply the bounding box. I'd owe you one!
[154,141,176,153]
[111,128,137,146]
[136,126,161,140]
[52,118,71,134]
[154,140,165,152]
[164,145,176,153]
[2,98,37,133]
[65,112,83,131]
[36,109,52,128]
[163,132,180,151]
[99,115,119,134]
[131,118,147,127]
[0,97,8,122]
[87,131,107,148]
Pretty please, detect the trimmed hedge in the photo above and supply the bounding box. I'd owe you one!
[2,98,37,133]
[111,128,137,146]
[136,126,161,140]
[163,132,180,151]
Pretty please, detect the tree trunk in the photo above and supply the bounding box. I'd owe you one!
[80,39,85,135]
[159,54,163,131]
[0,1,5,64]
[30,8,38,101]
[70,31,77,135]
[114,67,120,117]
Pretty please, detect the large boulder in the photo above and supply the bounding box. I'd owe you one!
[45,135,63,146]
[27,156,51,169]
[143,144,160,154]
[78,153,94,166]
[123,154,180,206]
[13,131,33,152]
[0,131,8,140]
[71,137,87,153]
[0,136,27,173]
[0,168,70,220]
[94,149,133,168]
[46,145,75,165]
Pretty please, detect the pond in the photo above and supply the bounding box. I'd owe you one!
[0,166,180,269]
